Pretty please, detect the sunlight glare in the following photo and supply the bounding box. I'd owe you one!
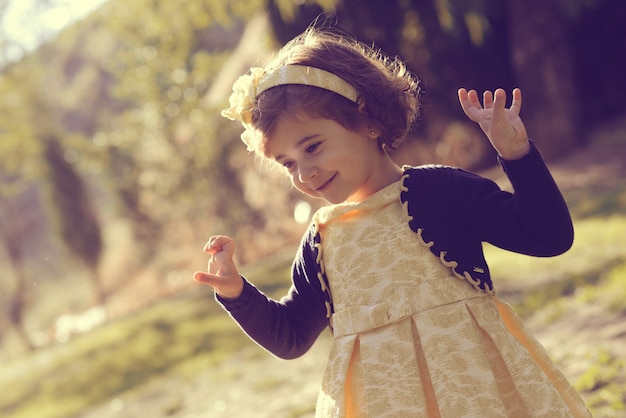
[1,0,109,64]
[294,200,312,224]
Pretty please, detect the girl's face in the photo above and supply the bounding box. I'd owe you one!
[266,113,400,204]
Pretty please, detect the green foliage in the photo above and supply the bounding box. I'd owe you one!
[0,253,294,418]
[0,289,243,418]
[1,0,274,272]
[574,349,626,416]
[575,262,626,314]
[88,0,271,250]
[0,63,49,186]
[486,214,626,294]
[566,179,626,219]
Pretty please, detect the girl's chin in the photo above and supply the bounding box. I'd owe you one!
[323,191,355,204]
[302,190,345,204]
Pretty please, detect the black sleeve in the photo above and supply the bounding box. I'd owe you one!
[466,141,574,256]
[216,234,329,359]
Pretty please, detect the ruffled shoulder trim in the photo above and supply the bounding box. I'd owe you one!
[400,168,495,295]
[309,221,334,321]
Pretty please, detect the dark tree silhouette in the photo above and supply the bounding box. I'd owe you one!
[264,0,623,160]
[44,137,105,304]
[0,197,35,350]
[508,0,584,158]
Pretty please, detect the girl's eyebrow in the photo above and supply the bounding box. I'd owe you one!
[274,133,320,162]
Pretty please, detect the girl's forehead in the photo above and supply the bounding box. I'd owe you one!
[264,114,323,155]
[271,114,314,140]
[270,112,321,137]
[278,110,318,124]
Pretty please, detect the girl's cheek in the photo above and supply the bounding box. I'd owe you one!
[291,180,310,196]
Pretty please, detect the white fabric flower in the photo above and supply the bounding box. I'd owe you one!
[221,67,265,126]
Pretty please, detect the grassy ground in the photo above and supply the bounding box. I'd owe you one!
[1,141,625,418]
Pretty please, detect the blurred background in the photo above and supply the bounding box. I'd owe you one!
[0,0,625,417]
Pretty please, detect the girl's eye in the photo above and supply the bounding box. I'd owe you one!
[305,142,321,154]
[283,161,294,170]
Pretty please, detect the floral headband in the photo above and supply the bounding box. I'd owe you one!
[221,65,358,150]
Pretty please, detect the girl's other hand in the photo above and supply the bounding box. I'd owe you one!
[458,88,530,160]
[193,235,244,300]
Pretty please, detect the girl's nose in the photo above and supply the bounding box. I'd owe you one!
[298,164,317,184]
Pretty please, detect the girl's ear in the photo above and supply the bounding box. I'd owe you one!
[367,127,379,139]
[357,100,379,139]
[357,100,368,115]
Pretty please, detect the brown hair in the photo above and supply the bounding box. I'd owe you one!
[250,27,421,154]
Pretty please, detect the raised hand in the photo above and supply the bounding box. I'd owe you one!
[193,235,244,300]
[458,88,530,160]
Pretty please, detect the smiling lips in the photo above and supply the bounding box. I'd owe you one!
[314,173,337,191]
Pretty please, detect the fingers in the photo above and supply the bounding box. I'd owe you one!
[193,271,217,286]
[193,270,226,287]
[510,87,522,115]
[193,271,244,300]
[457,87,528,158]
[458,88,482,120]
[491,88,506,121]
[195,235,236,274]
[204,235,235,257]
[466,89,481,109]
[458,88,486,110]
[459,88,522,112]
[194,235,244,299]
[483,90,493,109]
[457,88,469,110]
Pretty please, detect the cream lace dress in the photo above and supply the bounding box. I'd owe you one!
[311,179,590,417]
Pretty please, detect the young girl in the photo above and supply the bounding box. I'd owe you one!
[194,27,591,417]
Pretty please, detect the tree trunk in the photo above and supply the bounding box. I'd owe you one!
[0,198,35,351]
[507,0,584,159]
[44,137,106,304]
